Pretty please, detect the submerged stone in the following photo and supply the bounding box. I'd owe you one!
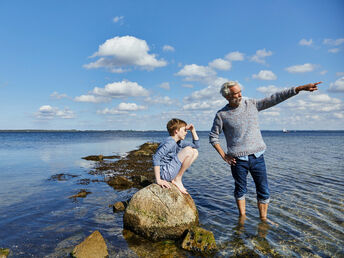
[107,176,134,190]
[48,173,79,181]
[71,230,108,258]
[123,183,199,241]
[181,226,217,253]
[113,201,128,212]
[0,248,10,258]
[68,189,92,199]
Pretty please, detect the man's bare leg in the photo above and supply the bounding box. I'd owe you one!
[236,199,246,217]
[172,147,198,194]
[258,202,278,226]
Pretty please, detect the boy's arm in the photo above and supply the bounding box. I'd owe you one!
[154,166,171,188]
[187,123,200,148]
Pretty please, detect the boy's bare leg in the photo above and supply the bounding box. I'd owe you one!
[236,199,246,217]
[172,147,198,194]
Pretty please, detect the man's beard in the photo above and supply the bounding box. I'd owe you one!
[229,97,242,107]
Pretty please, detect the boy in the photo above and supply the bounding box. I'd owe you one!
[153,118,199,194]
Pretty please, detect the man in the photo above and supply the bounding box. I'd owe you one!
[209,80,322,223]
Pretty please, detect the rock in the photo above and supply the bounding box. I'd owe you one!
[68,189,92,199]
[0,248,10,258]
[71,230,108,258]
[82,155,104,161]
[48,173,79,181]
[107,176,134,190]
[113,201,127,212]
[181,226,217,253]
[123,183,199,241]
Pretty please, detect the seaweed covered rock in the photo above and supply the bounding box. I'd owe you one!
[0,248,10,258]
[123,183,199,241]
[181,226,217,253]
[71,230,108,258]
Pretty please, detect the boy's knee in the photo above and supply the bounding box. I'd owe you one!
[192,148,199,158]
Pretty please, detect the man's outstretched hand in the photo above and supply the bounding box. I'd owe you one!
[296,81,322,93]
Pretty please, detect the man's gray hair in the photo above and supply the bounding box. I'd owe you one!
[220,81,240,98]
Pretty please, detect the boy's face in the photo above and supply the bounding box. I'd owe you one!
[175,126,187,140]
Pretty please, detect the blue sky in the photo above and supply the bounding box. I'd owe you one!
[0,0,343,130]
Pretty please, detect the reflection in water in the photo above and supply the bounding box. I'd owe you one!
[0,131,343,257]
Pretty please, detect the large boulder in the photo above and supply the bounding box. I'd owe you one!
[71,230,108,258]
[123,183,199,241]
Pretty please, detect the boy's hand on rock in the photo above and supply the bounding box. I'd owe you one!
[157,179,171,189]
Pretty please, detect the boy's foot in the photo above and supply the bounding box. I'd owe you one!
[172,180,188,194]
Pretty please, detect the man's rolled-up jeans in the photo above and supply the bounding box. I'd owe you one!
[230,154,270,203]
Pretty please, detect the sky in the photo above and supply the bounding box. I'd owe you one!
[0,0,343,130]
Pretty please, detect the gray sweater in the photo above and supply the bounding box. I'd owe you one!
[209,87,297,157]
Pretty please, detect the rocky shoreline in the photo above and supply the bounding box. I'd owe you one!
[1,142,217,257]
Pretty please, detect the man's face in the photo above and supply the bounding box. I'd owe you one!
[227,85,242,107]
[176,126,187,140]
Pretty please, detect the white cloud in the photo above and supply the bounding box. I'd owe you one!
[320,70,328,75]
[299,38,313,46]
[323,38,344,46]
[175,64,217,82]
[84,36,167,72]
[336,72,344,77]
[74,95,110,103]
[257,85,281,95]
[208,58,231,71]
[333,113,344,119]
[285,63,316,73]
[98,102,146,115]
[159,82,170,90]
[183,99,227,111]
[113,16,124,23]
[118,102,146,111]
[50,91,68,99]
[163,45,175,52]
[183,77,228,101]
[328,48,340,53]
[308,94,332,102]
[36,105,75,119]
[328,77,344,92]
[92,80,149,98]
[260,111,280,116]
[287,94,342,112]
[252,70,277,80]
[144,96,174,105]
[225,51,245,61]
[250,49,272,64]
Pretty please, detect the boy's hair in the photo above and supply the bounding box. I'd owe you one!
[167,118,187,136]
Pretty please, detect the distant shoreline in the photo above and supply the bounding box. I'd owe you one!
[0,129,343,133]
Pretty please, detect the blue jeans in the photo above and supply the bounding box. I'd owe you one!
[230,154,270,203]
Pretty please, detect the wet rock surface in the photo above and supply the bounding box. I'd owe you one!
[123,183,199,241]
[82,154,121,161]
[68,189,92,200]
[112,201,128,212]
[0,248,10,258]
[48,173,79,181]
[71,230,108,258]
[181,226,217,254]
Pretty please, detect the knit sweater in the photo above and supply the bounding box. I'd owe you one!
[209,87,297,157]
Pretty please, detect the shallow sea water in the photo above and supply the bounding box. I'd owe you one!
[0,131,343,257]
